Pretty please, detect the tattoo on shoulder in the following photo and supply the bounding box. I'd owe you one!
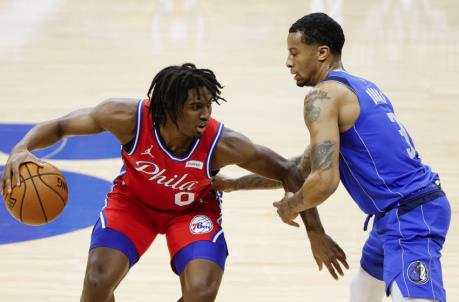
[310,140,335,171]
[304,89,331,127]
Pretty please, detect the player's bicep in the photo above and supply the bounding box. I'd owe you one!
[213,128,290,180]
[54,107,103,137]
[213,128,257,168]
[237,144,289,178]
[90,98,138,138]
[233,138,293,182]
[58,98,137,142]
[304,89,340,178]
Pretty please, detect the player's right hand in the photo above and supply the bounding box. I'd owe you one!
[273,192,300,227]
[307,230,349,280]
[212,174,236,192]
[1,148,45,198]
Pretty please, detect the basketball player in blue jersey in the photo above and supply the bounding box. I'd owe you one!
[214,13,450,302]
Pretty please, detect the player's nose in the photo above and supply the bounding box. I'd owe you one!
[201,104,211,119]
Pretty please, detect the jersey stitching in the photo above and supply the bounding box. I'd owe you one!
[396,211,411,296]
[353,126,404,198]
[340,151,383,212]
[420,205,436,300]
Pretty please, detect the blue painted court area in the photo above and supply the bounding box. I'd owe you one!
[0,123,121,159]
[0,166,112,244]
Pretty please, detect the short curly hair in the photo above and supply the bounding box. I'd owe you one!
[289,13,345,56]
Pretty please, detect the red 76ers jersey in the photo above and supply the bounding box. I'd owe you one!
[118,99,224,211]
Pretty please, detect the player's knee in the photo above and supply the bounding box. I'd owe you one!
[83,248,129,294]
[83,263,117,292]
[185,276,220,300]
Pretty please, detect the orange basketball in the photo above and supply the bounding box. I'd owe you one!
[4,162,68,226]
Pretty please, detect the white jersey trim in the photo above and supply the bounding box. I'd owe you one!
[100,170,126,229]
[206,123,224,179]
[126,99,145,156]
[153,127,201,162]
[211,229,224,243]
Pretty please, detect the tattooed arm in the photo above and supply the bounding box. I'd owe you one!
[272,83,350,279]
[274,83,341,220]
[213,150,310,192]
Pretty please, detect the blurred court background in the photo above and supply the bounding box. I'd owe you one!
[0,0,458,301]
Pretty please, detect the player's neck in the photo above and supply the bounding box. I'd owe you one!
[315,60,344,84]
[158,123,196,156]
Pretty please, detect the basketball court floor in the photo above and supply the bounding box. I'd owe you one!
[0,0,458,301]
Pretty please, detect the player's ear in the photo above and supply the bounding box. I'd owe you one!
[317,45,331,62]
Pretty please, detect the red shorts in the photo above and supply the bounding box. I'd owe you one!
[99,181,224,262]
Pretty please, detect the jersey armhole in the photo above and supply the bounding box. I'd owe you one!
[205,123,224,179]
[123,99,144,155]
[323,76,358,97]
[323,77,362,135]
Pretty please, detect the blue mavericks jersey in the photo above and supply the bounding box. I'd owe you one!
[323,70,439,215]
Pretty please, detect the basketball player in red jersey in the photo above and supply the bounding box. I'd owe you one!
[2,63,346,302]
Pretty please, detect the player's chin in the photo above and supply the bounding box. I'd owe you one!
[193,131,203,138]
[295,80,308,87]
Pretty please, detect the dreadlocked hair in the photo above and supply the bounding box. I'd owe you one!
[147,63,226,127]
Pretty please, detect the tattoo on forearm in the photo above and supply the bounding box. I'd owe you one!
[304,90,331,127]
[310,140,335,171]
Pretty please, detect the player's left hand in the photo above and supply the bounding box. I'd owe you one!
[307,230,349,280]
[273,192,300,227]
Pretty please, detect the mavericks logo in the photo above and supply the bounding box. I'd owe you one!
[189,215,213,234]
[407,261,429,285]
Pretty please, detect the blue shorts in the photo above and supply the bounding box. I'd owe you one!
[90,219,140,268]
[361,196,450,302]
[173,231,228,274]
[89,218,228,274]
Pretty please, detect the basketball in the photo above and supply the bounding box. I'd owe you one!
[4,162,68,226]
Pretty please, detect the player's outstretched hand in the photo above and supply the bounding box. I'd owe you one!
[273,192,300,227]
[307,230,349,280]
[212,174,236,192]
[1,148,45,198]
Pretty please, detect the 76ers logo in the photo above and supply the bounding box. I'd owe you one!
[189,215,213,234]
[407,261,429,285]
